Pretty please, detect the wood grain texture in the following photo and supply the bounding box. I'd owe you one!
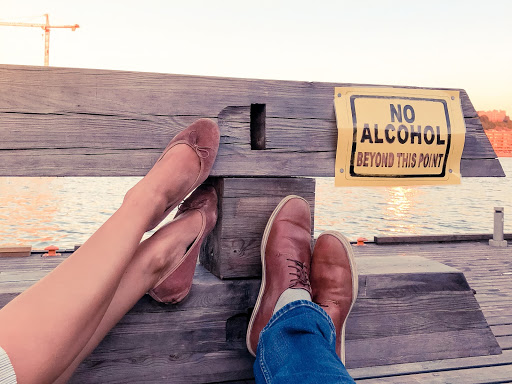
[0,64,502,177]
[200,177,316,279]
[1,258,259,383]
[347,293,489,339]
[348,349,512,380]
[499,336,512,349]
[375,233,512,244]
[356,363,512,384]
[460,158,506,177]
[1,249,502,381]
[347,328,501,369]
[2,240,510,381]
[0,66,480,118]
[462,117,497,158]
[0,246,31,257]
[344,256,501,368]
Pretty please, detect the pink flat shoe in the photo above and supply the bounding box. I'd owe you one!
[146,118,220,231]
[148,184,218,303]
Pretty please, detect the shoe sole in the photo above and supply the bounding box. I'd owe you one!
[317,230,358,365]
[245,195,310,356]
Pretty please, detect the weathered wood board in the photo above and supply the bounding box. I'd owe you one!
[201,177,315,279]
[349,349,512,381]
[0,246,31,257]
[375,233,512,244]
[0,257,259,384]
[0,252,500,382]
[356,364,512,384]
[345,256,501,368]
[0,64,503,177]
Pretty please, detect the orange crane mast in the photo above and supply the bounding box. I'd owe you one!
[0,14,79,66]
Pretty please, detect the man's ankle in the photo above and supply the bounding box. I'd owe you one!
[273,288,312,315]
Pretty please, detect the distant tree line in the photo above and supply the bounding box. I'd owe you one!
[479,114,512,130]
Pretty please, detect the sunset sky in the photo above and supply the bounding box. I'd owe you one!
[1,0,511,115]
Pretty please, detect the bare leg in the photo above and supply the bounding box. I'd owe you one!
[0,144,200,384]
[55,210,202,384]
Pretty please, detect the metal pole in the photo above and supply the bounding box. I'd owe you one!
[489,207,507,247]
[44,14,50,66]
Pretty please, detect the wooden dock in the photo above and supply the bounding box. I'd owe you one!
[350,240,512,383]
[1,240,510,383]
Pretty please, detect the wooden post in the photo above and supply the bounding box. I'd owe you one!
[490,207,508,247]
[200,177,316,279]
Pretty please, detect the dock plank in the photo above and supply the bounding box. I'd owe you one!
[347,240,512,380]
[498,336,512,350]
[348,349,512,380]
[356,364,512,384]
[497,323,512,333]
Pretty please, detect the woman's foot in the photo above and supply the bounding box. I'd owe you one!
[148,184,218,303]
[139,209,203,290]
[123,119,220,230]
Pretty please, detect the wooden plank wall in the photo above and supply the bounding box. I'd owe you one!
[0,64,504,177]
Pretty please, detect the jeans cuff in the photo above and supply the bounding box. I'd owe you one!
[262,299,336,335]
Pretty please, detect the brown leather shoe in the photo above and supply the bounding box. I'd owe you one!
[310,231,358,364]
[246,195,312,356]
[147,118,220,231]
[148,184,218,303]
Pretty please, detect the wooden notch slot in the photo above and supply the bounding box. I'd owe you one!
[250,103,266,150]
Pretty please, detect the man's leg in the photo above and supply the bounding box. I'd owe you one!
[247,196,357,383]
[254,301,355,383]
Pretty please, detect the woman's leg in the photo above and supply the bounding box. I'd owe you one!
[0,144,200,384]
[54,209,202,383]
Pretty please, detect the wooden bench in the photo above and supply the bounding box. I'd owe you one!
[0,64,503,383]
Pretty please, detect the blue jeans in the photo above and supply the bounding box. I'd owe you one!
[254,300,355,384]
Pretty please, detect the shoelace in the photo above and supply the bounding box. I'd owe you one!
[188,130,211,159]
[157,130,212,164]
[286,258,311,289]
[318,299,341,308]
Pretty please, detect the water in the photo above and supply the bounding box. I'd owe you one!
[315,157,511,239]
[0,159,510,250]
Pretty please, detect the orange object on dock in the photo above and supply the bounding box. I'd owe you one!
[43,245,61,257]
[356,237,368,246]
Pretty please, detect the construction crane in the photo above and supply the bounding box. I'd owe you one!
[0,14,79,66]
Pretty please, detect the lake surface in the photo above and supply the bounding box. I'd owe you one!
[0,158,510,250]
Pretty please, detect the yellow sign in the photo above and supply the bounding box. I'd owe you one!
[334,87,466,186]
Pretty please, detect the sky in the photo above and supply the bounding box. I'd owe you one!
[0,0,511,115]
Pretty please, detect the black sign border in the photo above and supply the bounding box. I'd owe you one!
[349,95,452,178]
